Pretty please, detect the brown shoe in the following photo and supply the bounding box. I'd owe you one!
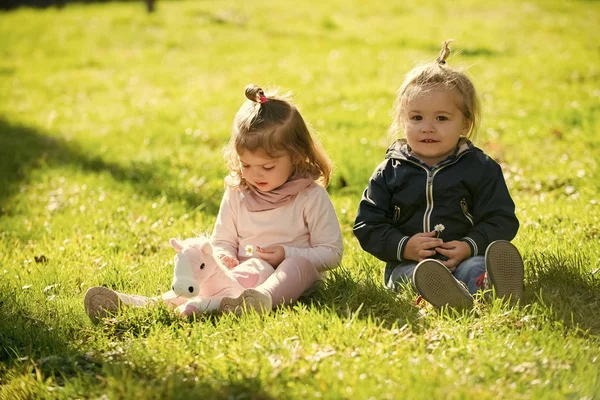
[484,240,524,303]
[84,286,120,323]
[413,259,473,310]
[220,289,272,316]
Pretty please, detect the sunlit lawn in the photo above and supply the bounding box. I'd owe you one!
[1,0,599,398]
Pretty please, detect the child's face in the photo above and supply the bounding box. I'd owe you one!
[239,150,294,192]
[403,88,470,167]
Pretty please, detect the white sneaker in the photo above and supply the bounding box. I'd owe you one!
[220,289,272,315]
[84,286,158,323]
[84,286,120,323]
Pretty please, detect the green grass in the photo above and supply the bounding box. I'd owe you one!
[1,0,600,398]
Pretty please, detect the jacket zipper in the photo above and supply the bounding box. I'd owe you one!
[460,198,475,227]
[393,206,401,223]
[400,153,470,233]
[423,169,441,232]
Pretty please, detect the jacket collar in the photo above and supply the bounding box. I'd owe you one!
[385,137,475,168]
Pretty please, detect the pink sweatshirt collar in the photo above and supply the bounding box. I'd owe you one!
[242,178,314,212]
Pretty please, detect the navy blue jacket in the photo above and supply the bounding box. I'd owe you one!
[353,138,519,270]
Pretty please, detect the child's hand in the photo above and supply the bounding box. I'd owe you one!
[403,231,443,262]
[435,241,471,272]
[255,245,285,268]
[218,254,239,269]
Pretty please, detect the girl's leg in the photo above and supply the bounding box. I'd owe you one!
[257,256,320,306]
[220,256,319,314]
[453,256,486,294]
[84,286,187,323]
[385,262,418,291]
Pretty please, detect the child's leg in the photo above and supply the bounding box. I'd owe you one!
[257,256,320,306]
[84,286,187,323]
[385,262,418,291]
[220,256,319,314]
[453,256,486,294]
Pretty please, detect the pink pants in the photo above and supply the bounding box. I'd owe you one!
[256,256,321,306]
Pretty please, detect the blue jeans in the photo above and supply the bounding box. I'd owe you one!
[385,256,486,294]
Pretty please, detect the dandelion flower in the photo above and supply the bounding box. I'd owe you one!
[245,245,254,257]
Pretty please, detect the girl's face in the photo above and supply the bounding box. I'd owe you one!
[239,150,294,192]
[402,88,471,167]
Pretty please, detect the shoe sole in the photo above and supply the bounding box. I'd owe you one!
[485,240,524,302]
[219,289,271,315]
[84,286,120,324]
[413,259,473,310]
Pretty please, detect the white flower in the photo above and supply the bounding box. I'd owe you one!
[245,245,254,257]
[434,224,445,232]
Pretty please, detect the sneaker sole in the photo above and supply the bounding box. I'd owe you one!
[84,286,120,324]
[485,240,524,302]
[413,259,473,310]
[219,289,271,315]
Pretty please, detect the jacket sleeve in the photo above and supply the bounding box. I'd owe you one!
[353,161,410,263]
[461,159,519,256]
[283,187,343,271]
[211,189,240,259]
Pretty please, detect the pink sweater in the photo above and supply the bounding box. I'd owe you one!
[211,183,343,272]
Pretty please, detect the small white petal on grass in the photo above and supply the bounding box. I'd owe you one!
[43,284,60,293]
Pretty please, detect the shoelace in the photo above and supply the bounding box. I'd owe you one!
[475,272,486,287]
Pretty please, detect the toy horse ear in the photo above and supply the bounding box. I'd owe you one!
[201,241,213,256]
[170,238,183,252]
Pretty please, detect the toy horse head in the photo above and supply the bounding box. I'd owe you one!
[169,236,233,298]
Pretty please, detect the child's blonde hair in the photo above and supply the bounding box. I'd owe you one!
[389,40,481,141]
[224,84,332,190]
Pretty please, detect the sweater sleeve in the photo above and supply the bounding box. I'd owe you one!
[461,159,519,256]
[282,187,343,272]
[211,189,240,259]
[353,161,410,263]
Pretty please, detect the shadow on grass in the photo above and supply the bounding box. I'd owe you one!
[99,363,278,400]
[310,254,600,335]
[524,252,600,334]
[0,287,276,398]
[0,0,165,11]
[0,282,102,386]
[0,117,220,216]
[305,265,424,329]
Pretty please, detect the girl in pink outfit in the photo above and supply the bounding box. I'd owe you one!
[84,84,343,321]
[215,84,343,313]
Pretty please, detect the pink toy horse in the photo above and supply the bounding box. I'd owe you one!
[167,236,274,315]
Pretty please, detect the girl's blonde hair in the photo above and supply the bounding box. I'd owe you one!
[224,84,332,190]
[389,40,481,141]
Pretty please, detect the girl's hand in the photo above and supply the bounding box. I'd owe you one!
[403,231,443,262]
[435,241,471,272]
[255,245,285,268]
[218,254,239,269]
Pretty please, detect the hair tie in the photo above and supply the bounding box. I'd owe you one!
[259,95,268,104]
